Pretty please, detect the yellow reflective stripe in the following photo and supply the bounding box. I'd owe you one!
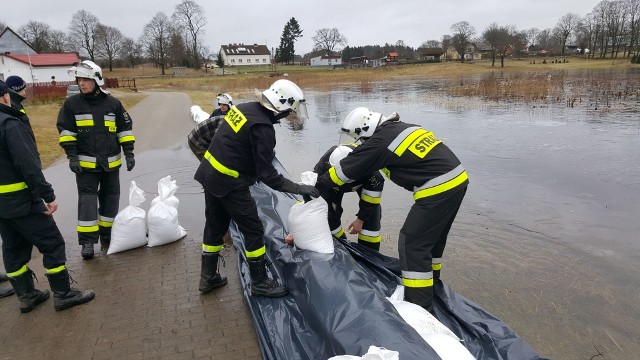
[20,109,26,114]
[245,246,266,259]
[333,228,345,238]
[98,220,113,227]
[79,161,97,169]
[394,128,427,156]
[329,167,345,186]
[76,120,94,126]
[360,193,381,204]
[0,182,28,193]
[414,171,468,200]
[204,151,239,178]
[46,265,66,274]
[77,225,99,233]
[108,159,122,168]
[402,278,434,288]
[432,263,442,271]
[118,135,135,143]
[358,233,382,243]
[104,120,116,132]
[202,244,223,253]
[7,265,28,277]
[59,135,77,143]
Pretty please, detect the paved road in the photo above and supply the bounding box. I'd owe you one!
[0,92,262,360]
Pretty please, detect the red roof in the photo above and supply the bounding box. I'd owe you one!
[388,52,399,57]
[4,53,80,67]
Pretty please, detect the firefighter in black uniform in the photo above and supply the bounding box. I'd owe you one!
[194,79,319,297]
[313,144,385,251]
[211,93,232,117]
[0,81,95,313]
[57,60,136,259]
[316,107,468,313]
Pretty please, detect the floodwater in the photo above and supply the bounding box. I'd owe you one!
[271,77,640,360]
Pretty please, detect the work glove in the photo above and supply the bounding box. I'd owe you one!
[68,157,83,174]
[125,154,135,171]
[297,184,320,198]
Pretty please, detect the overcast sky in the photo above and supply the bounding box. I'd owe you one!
[4,0,602,55]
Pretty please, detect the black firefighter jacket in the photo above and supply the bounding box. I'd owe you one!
[56,92,135,172]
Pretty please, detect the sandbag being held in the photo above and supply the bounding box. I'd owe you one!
[147,175,186,247]
[108,181,148,254]
[286,171,334,254]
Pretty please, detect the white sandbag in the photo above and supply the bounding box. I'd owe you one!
[190,105,210,124]
[287,196,334,254]
[328,346,399,360]
[108,181,148,254]
[387,286,475,360]
[300,170,317,186]
[147,175,186,247]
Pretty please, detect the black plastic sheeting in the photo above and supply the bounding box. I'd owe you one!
[228,159,548,360]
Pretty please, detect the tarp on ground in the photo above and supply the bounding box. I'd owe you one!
[228,158,547,360]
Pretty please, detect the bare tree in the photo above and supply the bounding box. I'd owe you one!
[49,29,69,52]
[555,13,581,55]
[120,37,142,68]
[312,28,348,55]
[525,27,540,47]
[627,0,640,57]
[68,10,100,61]
[172,0,206,69]
[420,40,441,48]
[450,21,476,62]
[0,21,7,32]
[95,25,123,71]
[18,21,52,53]
[141,12,173,75]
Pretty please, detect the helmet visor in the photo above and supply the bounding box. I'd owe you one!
[294,100,308,120]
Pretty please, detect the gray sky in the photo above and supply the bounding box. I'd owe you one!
[4,0,602,55]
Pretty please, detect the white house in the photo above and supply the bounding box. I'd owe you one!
[0,53,81,83]
[0,27,37,55]
[220,44,271,67]
[310,55,342,67]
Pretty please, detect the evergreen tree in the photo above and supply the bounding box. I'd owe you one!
[277,17,303,64]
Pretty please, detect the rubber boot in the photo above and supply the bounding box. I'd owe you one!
[248,256,288,298]
[357,240,381,252]
[405,286,434,314]
[99,233,111,252]
[199,253,228,294]
[46,269,95,311]
[81,243,94,260]
[7,268,50,313]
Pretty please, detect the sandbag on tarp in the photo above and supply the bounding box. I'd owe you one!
[229,158,547,360]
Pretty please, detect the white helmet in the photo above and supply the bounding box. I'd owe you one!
[329,145,354,166]
[341,107,383,141]
[216,93,233,106]
[260,79,308,119]
[68,60,104,86]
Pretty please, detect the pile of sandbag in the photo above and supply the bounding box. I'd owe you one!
[107,175,186,255]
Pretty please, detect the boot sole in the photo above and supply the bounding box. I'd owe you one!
[251,289,289,298]
[20,291,51,313]
[0,289,15,298]
[54,292,96,311]
[199,279,228,294]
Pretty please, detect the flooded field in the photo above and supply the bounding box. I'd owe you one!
[270,73,640,360]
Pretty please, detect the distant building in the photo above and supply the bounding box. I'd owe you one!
[349,56,369,68]
[220,44,271,66]
[0,53,81,83]
[310,55,342,67]
[0,27,37,55]
[418,48,445,60]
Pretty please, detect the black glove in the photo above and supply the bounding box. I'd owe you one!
[125,154,135,171]
[297,184,320,198]
[68,156,83,174]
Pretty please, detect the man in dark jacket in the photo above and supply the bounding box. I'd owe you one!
[211,93,232,117]
[57,61,136,259]
[313,144,385,251]
[316,107,468,313]
[194,79,319,298]
[0,81,95,313]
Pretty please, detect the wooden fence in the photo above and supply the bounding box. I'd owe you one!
[27,78,130,100]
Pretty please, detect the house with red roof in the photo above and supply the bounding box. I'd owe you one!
[1,53,81,84]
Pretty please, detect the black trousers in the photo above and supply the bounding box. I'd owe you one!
[203,187,264,256]
[0,205,67,273]
[326,190,382,250]
[399,187,467,311]
[76,170,120,245]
